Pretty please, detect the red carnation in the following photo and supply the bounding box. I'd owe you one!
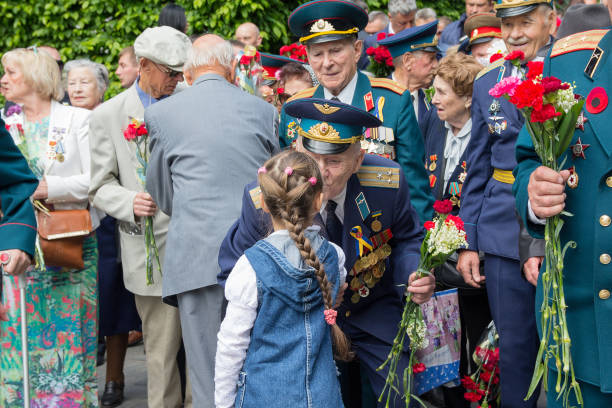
[124,124,138,141]
[526,61,544,80]
[433,199,453,214]
[461,376,478,390]
[366,46,376,56]
[541,76,570,94]
[136,124,148,136]
[424,221,435,230]
[377,32,387,41]
[239,55,252,65]
[412,363,426,374]
[276,87,285,95]
[280,45,289,55]
[464,391,483,402]
[530,103,561,123]
[509,79,544,110]
[504,50,525,61]
[446,214,464,231]
[489,53,503,63]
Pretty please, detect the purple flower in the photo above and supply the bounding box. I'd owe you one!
[5,104,22,117]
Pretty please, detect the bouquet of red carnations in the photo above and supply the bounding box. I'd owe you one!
[280,42,308,63]
[378,200,467,407]
[462,321,500,408]
[124,118,162,285]
[489,51,584,406]
[366,33,394,78]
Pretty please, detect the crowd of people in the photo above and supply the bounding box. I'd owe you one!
[0,0,610,407]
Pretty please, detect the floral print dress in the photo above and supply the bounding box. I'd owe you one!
[0,117,99,407]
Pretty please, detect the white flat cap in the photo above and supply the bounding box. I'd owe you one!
[134,26,191,72]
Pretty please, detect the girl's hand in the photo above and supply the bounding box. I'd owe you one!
[407,272,435,304]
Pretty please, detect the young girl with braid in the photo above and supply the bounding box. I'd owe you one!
[215,150,349,408]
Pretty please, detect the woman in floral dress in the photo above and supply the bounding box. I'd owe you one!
[0,47,99,407]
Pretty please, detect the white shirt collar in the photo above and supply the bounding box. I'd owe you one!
[320,186,347,224]
[442,118,472,188]
[388,24,395,35]
[323,72,359,105]
[411,89,419,119]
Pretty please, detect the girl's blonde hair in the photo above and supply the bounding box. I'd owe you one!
[2,47,64,101]
[258,150,353,361]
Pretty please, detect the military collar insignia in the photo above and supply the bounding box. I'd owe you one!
[584,46,604,79]
[570,137,590,160]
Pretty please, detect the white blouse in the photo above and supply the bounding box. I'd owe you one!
[214,230,347,408]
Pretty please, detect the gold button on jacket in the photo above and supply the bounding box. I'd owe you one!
[607,176,612,188]
[599,289,610,300]
[600,253,611,265]
[601,215,611,227]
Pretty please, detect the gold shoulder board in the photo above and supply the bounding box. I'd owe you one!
[368,77,406,95]
[286,86,317,103]
[357,165,400,189]
[249,186,262,209]
[551,29,609,58]
[476,58,505,80]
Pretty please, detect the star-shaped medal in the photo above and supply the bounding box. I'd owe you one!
[570,137,590,159]
[575,111,588,131]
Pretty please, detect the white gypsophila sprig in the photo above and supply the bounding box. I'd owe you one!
[406,316,429,350]
[426,218,468,258]
[552,84,578,114]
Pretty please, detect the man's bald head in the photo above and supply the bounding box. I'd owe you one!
[235,22,262,47]
[184,34,235,84]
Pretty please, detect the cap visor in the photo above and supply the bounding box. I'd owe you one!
[302,138,352,155]
[496,5,538,18]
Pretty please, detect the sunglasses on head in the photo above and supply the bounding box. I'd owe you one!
[153,62,182,78]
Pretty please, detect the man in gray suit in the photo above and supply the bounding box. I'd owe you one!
[145,34,280,406]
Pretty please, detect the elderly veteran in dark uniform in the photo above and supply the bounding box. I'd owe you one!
[456,0,555,406]
[461,12,504,65]
[514,26,612,407]
[279,0,434,223]
[377,20,439,138]
[0,122,37,327]
[219,98,435,408]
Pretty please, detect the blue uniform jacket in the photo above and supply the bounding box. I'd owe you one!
[416,88,433,141]
[514,29,612,392]
[458,59,523,260]
[0,119,37,256]
[423,109,469,211]
[279,71,434,223]
[218,154,424,345]
[438,14,467,55]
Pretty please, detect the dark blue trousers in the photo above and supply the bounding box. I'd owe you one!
[485,254,540,408]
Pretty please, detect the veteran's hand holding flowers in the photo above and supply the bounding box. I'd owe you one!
[406,269,435,304]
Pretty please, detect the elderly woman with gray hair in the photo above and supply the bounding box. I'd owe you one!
[63,58,109,111]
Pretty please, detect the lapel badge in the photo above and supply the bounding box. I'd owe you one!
[458,161,467,183]
[567,166,579,189]
[575,110,588,131]
[358,285,370,298]
[488,99,501,115]
[429,174,437,188]
[570,137,590,160]
[364,91,374,112]
[488,123,495,134]
[370,210,383,232]
[429,154,437,171]
[494,120,507,135]
[586,86,608,115]
[450,195,460,208]
[354,192,371,221]
[287,121,297,140]
[449,182,461,207]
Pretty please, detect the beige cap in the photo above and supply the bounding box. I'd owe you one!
[134,26,191,72]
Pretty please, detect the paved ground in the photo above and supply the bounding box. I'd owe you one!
[97,345,547,407]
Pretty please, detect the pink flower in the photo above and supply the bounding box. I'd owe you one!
[489,76,521,98]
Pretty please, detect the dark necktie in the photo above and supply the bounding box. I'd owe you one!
[325,200,343,246]
[331,96,340,102]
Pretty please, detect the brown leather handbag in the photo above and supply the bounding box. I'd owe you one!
[36,208,92,269]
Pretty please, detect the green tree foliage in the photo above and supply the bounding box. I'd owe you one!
[0,0,463,99]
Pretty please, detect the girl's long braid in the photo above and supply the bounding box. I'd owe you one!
[259,151,353,361]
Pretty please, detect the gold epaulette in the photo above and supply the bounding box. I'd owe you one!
[551,29,609,58]
[476,58,505,80]
[368,77,406,95]
[286,86,317,103]
[249,186,262,209]
[357,165,400,189]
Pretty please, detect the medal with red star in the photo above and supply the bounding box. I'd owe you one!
[575,111,588,131]
[570,137,590,159]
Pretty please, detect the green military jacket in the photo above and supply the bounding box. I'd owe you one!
[514,29,612,392]
[0,118,38,256]
[278,71,434,223]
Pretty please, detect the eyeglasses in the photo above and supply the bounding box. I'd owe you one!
[153,62,182,78]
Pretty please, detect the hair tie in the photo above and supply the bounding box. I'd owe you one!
[284,167,293,176]
[308,177,317,186]
[257,166,267,174]
[324,309,337,326]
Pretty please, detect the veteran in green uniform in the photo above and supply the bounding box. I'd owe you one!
[279,0,434,222]
[513,27,612,406]
[0,118,38,325]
